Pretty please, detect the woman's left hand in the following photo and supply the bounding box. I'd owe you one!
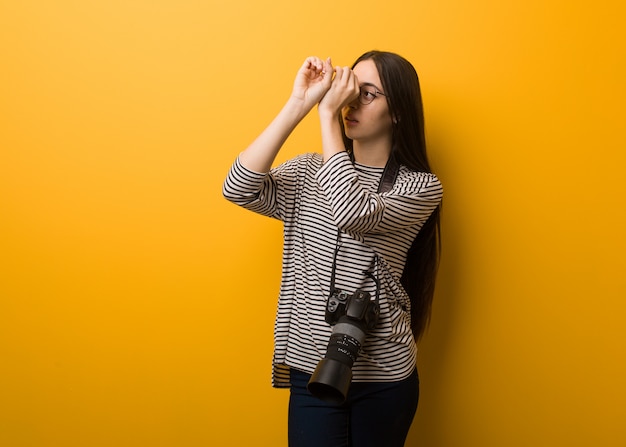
[318,66,360,118]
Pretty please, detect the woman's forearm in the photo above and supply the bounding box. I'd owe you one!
[319,111,346,163]
[238,98,310,173]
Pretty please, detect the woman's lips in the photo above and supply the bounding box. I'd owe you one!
[344,115,358,126]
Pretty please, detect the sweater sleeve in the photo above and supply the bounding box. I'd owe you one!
[222,154,316,221]
[315,151,443,237]
[222,156,282,220]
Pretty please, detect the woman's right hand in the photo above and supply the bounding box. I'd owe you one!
[317,66,360,120]
[290,56,334,112]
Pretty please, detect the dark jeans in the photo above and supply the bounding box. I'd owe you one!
[288,368,419,447]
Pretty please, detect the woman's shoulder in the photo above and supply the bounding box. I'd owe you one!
[397,165,440,182]
[396,166,443,194]
[280,152,322,165]
[274,152,323,172]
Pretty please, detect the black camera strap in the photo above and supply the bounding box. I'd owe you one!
[329,235,383,308]
[328,152,400,303]
[375,152,399,195]
[347,151,399,195]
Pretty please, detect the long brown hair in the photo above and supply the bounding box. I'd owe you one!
[345,51,442,339]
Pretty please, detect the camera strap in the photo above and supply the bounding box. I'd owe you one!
[348,151,399,195]
[328,152,400,303]
[375,152,399,195]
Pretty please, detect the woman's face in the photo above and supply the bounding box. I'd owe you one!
[342,59,394,147]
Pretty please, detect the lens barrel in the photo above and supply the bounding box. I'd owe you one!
[307,320,367,404]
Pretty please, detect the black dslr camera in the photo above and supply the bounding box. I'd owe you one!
[307,288,380,404]
[325,289,379,329]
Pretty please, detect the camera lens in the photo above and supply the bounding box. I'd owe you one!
[307,318,367,404]
[309,288,379,404]
[325,333,360,366]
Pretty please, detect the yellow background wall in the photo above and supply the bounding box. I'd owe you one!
[1,0,624,446]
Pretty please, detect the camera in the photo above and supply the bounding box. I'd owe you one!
[307,288,379,404]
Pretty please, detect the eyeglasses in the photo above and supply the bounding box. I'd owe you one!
[358,85,387,105]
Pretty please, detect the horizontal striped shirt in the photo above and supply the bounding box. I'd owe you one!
[223,151,443,387]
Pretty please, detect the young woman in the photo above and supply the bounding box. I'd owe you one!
[223,51,443,447]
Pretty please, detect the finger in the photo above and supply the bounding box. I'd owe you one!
[340,67,354,85]
[344,67,355,83]
[351,71,360,92]
[308,56,323,68]
[338,69,358,101]
[301,56,323,75]
[333,66,343,81]
[321,57,333,76]
[324,57,333,72]
[320,57,334,86]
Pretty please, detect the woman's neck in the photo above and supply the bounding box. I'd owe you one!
[352,141,392,167]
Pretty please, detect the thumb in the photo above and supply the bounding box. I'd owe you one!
[321,57,334,87]
[324,57,333,72]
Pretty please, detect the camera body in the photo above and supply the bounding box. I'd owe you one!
[307,288,380,404]
[325,288,379,331]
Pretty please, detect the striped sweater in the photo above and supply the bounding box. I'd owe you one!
[223,151,443,387]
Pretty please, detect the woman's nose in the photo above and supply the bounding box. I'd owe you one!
[347,97,359,109]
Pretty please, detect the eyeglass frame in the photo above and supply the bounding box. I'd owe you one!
[358,83,387,105]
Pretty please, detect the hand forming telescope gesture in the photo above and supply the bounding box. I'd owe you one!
[291,56,361,119]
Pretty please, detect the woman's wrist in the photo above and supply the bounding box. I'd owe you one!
[317,106,340,123]
[284,95,313,122]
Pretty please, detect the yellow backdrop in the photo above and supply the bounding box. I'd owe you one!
[1,0,624,446]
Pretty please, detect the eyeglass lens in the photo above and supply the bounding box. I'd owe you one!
[359,87,380,105]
